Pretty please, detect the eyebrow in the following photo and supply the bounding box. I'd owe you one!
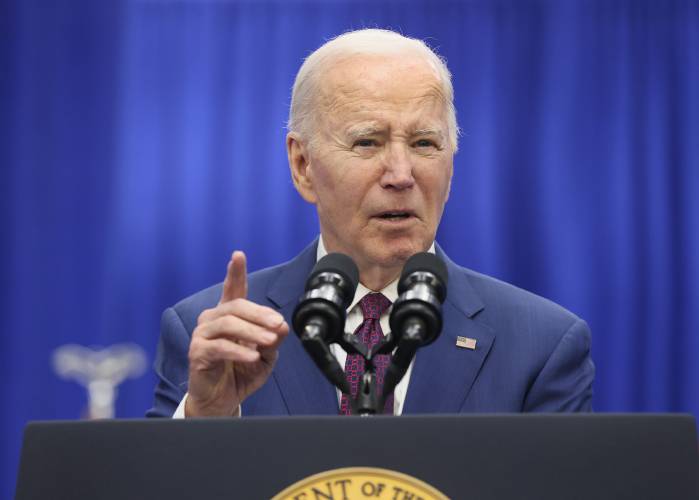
[413,128,445,139]
[345,125,446,141]
[346,125,383,139]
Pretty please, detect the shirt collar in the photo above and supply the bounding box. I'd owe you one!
[316,236,435,310]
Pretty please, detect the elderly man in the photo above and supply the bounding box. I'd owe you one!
[148,29,594,418]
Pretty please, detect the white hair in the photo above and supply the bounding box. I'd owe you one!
[288,29,459,151]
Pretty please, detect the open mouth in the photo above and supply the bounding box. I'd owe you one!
[376,211,413,220]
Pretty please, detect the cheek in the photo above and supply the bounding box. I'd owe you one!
[309,149,352,188]
[419,168,452,209]
[316,159,374,200]
[307,163,342,208]
[311,166,364,220]
[314,169,348,202]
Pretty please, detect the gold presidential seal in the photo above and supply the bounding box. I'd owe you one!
[272,466,449,500]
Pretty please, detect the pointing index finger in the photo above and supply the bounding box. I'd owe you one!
[220,251,248,304]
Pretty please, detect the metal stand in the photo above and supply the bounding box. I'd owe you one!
[334,329,415,416]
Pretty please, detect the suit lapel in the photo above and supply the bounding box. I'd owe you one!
[402,246,495,414]
[267,240,339,415]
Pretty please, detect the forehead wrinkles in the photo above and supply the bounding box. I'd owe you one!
[318,75,448,133]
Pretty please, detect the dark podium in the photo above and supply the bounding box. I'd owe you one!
[15,414,699,500]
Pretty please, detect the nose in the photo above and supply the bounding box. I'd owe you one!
[380,143,415,190]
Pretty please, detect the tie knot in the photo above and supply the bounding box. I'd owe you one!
[359,293,391,320]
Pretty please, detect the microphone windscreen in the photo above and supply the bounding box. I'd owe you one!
[309,252,360,294]
[399,252,448,290]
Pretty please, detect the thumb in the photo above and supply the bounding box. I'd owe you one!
[220,251,248,304]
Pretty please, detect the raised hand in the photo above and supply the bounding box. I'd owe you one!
[185,251,289,416]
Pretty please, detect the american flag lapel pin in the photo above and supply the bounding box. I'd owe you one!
[456,336,477,350]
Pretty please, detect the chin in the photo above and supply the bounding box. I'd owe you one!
[370,239,427,267]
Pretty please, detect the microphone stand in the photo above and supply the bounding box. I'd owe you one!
[381,317,426,403]
[336,331,409,416]
[298,316,390,416]
[305,319,426,416]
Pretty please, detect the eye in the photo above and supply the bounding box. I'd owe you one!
[413,138,437,149]
[353,138,378,148]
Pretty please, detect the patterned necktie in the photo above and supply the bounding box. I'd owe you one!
[339,293,393,415]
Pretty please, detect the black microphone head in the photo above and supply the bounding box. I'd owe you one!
[398,252,448,300]
[307,252,359,307]
[390,252,448,347]
[293,252,359,344]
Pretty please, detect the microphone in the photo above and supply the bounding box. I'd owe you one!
[389,252,448,345]
[292,253,359,394]
[384,252,448,399]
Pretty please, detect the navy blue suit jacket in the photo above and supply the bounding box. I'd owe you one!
[148,240,594,417]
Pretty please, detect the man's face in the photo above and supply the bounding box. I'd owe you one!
[291,54,454,281]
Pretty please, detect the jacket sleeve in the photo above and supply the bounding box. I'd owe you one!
[145,307,192,417]
[523,318,595,412]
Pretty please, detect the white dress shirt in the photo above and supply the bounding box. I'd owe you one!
[173,238,431,417]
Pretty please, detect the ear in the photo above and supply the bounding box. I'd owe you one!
[286,132,318,204]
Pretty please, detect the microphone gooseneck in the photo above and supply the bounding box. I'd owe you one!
[292,253,359,394]
[384,252,448,401]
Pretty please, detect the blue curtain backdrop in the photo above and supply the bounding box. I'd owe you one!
[2,0,698,495]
